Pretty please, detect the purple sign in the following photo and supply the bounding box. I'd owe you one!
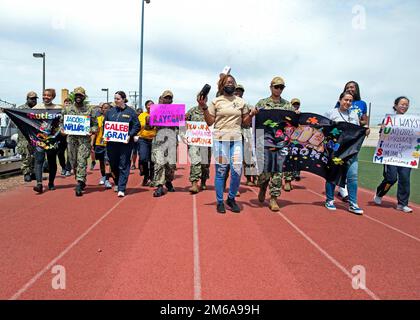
[150,104,186,127]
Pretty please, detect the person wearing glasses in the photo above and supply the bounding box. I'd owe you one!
[198,74,256,214]
[256,77,295,212]
[374,96,414,213]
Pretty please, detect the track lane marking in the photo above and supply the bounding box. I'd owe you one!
[193,194,202,300]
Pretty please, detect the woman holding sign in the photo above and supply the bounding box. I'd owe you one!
[198,74,257,214]
[374,97,414,213]
[105,91,140,197]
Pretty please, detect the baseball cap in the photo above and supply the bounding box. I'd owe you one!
[27,91,38,98]
[73,86,86,97]
[271,76,285,86]
[235,84,245,91]
[161,90,173,98]
[291,98,301,105]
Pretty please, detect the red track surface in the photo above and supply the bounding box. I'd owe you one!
[0,166,419,300]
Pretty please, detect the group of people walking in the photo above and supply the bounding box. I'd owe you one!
[15,75,415,215]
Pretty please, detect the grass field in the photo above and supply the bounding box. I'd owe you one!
[358,147,420,204]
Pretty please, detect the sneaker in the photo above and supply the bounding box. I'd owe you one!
[33,184,43,194]
[114,186,118,192]
[99,176,106,185]
[61,169,66,176]
[153,186,165,197]
[104,180,112,189]
[118,191,125,197]
[349,203,364,215]
[373,195,382,205]
[48,182,56,190]
[396,205,413,213]
[217,202,226,214]
[65,170,72,177]
[226,197,241,213]
[24,174,32,182]
[325,200,336,211]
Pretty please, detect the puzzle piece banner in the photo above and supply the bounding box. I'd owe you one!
[103,121,130,143]
[373,114,420,169]
[63,115,90,136]
[150,104,185,127]
[3,107,62,150]
[255,110,367,186]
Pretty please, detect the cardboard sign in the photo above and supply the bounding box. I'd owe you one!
[63,115,90,136]
[185,121,213,147]
[103,121,129,143]
[150,104,185,127]
[373,114,420,168]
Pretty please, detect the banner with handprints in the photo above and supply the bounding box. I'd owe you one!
[255,110,367,185]
[3,108,62,150]
[373,114,420,169]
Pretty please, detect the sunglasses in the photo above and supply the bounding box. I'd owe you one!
[273,85,285,90]
[163,96,173,99]
[292,103,300,107]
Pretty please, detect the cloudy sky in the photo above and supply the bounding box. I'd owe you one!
[0,0,419,124]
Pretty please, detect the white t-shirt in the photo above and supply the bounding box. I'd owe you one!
[324,108,360,125]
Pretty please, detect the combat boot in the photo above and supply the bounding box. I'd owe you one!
[189,181,199,194]
[165,181,175,192]
[269,196,280,212]
[200,179,207,190]
[75,182,83,197]
[258,182,268,203]
[283,181,293,192]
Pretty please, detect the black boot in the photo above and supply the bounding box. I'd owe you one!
[33,183,43,194]
[226,197,241,213]
[217,202,226,214]
[153,185,165,197]
[75,182,83,197]
[24,174,32,182]
[48,182,56,190]
[165,181,175,192]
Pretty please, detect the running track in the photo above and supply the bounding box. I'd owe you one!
[0,165,419,300]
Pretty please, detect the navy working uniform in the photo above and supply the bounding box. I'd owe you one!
[105,105,140,193]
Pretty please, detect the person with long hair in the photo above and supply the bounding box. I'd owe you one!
[198,74,256,214]
[324,91,365,215]
[374,97,414,213]
[105,91,140,197]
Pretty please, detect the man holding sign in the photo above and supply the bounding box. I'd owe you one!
[104,91,140,197]
[151,90,183,197]
[60,87,98,197]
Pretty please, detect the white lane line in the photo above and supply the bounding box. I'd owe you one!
[305,188,420,243]
[9,196,128,300]
[193,195,202,300]
[249,188,380,300]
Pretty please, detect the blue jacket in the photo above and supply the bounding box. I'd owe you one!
[104,105,140,142]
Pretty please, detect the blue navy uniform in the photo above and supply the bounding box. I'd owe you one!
[105,105,140,192]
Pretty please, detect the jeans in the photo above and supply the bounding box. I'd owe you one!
[326,155,359,205]
[213,140,243,204]
[34,146,58,184]
[376,165,411,206]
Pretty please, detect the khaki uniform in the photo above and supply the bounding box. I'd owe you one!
[185,106,211,182]
[16,103,35,175]
[256,97,294,197]
[61,104,98,183]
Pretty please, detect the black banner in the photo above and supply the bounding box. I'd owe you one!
[3,108,62,150]
[255,110,367,185]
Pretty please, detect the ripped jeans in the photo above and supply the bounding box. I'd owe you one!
[213,140,243,204]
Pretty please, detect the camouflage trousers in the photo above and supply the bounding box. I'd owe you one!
[258,172,285,197]
[17,132,35,175]
[151,138,177,186]
[188,146,211,182]
[68,136,91,183]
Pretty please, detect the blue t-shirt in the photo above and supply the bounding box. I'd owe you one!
[334,100,367,119]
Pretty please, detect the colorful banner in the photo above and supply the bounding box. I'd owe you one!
[150,104,185,127]
[373,114,420,169]
[63,115,91,136]
[185,121,213,147]
[255,110,367,185]
[103,121,129,143]
[3,107,62,150]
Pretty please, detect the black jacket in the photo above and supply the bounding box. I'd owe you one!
[104,105,140,142]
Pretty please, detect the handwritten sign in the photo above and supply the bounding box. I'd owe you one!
[63,115,90,136]
[103,121,129,143]
[185,121,213,147]
[150,104,185,127]
[373,114,420,168]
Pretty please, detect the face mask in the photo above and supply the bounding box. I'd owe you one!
[223,86,235,95]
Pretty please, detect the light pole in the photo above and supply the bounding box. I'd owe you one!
[139,0,150,109]
[101,88,109,102]
[33,52,45,93]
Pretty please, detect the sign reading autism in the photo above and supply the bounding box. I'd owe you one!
[374,114,420,169]
[63,115,91,136]
[150,104,185,127]
[103,121,129,143]
[185,121,213,147]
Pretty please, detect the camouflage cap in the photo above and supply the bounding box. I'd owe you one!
[291,98,301,105]
[26,91,38,98]
[73,86,86,97]
[271,76,285,86]
[161,90,173,98]
[235,84,245,91]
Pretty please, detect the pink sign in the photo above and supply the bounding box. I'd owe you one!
[150,104,185,127]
